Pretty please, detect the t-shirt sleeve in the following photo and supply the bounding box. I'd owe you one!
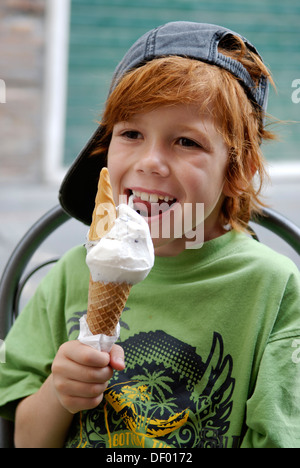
[0,283,58,420]
[241,269,300,448]
[0,246,87,421]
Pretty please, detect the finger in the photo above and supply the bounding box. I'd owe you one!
[60,393,105,414]
[110,344,125,371]
[73,342,111,368]
[53,343,112,384]
[60,340,110,368]
[64,379,109,399]
[66,358,114,384]
[76,362,114,384]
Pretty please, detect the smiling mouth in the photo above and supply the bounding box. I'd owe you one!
[127,189,178,218]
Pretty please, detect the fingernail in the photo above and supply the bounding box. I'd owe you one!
[116,357,125,367]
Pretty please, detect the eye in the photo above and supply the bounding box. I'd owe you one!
[121,130,142,140]
[177,137,202,148]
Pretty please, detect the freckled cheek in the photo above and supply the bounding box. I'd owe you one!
[107,140,133,169]
[107,155,122,199]
[187,176,224,211]
[107,138,124,165]
[107,140,119,165]
[183,175,205,203]
[107,147,133,201]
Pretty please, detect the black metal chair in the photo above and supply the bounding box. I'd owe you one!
[0,205,299,447]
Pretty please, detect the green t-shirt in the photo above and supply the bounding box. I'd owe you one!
[0,230,300,448]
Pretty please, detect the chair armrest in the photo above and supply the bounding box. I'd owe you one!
[252,207,300,255]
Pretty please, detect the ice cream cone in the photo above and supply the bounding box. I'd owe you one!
[86,168,131,336]
[87,279,132,336]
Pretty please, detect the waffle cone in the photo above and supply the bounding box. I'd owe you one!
[87,276,132,336]
[86,168,130,336]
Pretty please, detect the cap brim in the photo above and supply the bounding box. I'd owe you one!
[59,125,107,225]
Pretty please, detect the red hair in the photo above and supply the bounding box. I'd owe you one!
[93,36,276,231]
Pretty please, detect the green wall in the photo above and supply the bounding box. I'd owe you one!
[64,0,300,166]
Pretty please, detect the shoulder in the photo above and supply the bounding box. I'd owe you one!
[222,231,300,297]
[231,230,299,275]
[59,244,87,268]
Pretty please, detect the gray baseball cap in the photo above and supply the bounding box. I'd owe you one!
[59,21,269,225]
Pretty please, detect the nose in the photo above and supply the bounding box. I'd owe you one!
[134,142,170,177]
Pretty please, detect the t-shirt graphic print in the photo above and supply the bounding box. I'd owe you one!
[66,329,236,448]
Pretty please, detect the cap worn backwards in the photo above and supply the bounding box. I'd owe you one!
[111,22,268,111]
[59,21,269,225]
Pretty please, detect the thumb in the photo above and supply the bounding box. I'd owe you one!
[110,344,125,371]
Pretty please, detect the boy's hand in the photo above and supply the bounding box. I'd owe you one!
[51,340,125,414]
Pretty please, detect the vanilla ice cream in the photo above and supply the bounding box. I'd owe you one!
[86,203,154,284]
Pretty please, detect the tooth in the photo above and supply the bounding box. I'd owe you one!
[128,194,134,208]
[131,189,175,203]
[141,192,149,201]
[150,193,159,203]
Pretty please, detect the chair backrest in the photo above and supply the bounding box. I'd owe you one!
[0,204,299,447]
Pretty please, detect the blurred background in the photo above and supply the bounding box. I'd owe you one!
[0,0,299,291]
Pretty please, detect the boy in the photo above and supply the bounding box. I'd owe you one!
[0,21,300,448]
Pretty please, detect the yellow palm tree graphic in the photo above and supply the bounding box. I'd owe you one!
[105,370,189,439]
